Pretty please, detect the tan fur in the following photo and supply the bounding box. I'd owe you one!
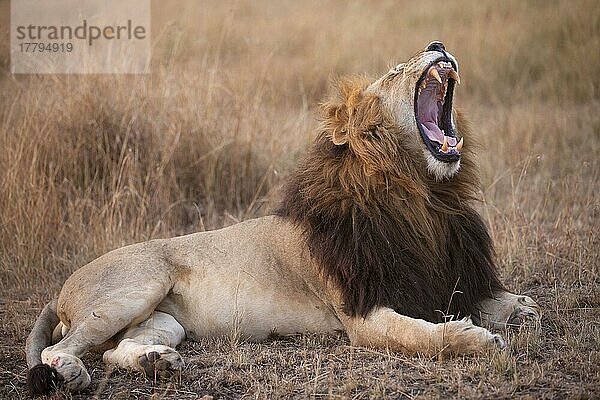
[26,43,540,394]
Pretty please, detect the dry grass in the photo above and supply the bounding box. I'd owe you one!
[1,0,599,398]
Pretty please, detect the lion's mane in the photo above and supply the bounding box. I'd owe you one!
[276,77,504,321]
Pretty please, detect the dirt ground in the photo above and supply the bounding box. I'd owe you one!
[1,283,599,399]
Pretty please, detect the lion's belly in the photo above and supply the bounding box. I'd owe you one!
[156,216,344,341]
[159,279,342,341]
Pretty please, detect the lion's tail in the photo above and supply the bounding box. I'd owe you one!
[25,299,61,396]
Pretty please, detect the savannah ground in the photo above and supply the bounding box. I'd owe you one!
[0,0,598,398]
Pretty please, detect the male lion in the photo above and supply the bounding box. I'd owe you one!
[26,42,540,395]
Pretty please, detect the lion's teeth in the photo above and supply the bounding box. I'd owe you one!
[428,67,442,84]
[456,137,464,151]
[441,136,449,152]
[449,70,461,85]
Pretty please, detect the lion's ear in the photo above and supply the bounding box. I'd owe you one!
[322,77,370,146]
[322,100,351,146]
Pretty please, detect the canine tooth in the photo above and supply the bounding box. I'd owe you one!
[441,136,449,152]
[456,137,464,150]
[449,70,461,84]
[429,67,442,84]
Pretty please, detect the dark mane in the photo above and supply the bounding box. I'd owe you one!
[275,78,504,321]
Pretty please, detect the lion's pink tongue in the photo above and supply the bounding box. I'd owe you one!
[421,122,458,147]
[421,121,444,143]
[417,89,444,143]
[417,87,457,146]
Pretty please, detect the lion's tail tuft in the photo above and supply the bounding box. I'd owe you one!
[25,299,60,396]
[27,363,61,396]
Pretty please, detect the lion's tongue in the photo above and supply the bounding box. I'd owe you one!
[417,89,456,146]
[421,121,444,144]
[417,89,442,143]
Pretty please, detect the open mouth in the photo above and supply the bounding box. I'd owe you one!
[414,59,462,162]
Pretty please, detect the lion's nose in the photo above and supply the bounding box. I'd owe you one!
[425,41,445,53]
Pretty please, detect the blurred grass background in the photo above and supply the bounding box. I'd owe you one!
[0,0,598,398]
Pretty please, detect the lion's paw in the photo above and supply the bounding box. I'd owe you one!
[137,346,184,379]
[48,352,91,391]
[507,296,541,328]
[437,318,505,355]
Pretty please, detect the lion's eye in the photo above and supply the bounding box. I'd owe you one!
[387,64,404,76]
[384,69,402,83]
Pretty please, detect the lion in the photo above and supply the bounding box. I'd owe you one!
[26,41,540,396]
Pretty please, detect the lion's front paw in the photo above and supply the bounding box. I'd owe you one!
[507,296,541,328]
[48,353,91,391]
[138,346,184,379]
[437,318,505,355]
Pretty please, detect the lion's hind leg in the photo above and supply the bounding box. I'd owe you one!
[35,267,175,393]
[39,308,174,392]
[103,311,185,379]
